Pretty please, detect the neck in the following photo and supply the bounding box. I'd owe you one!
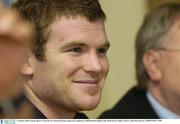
[148,81,180,115]
[24,84,76,119]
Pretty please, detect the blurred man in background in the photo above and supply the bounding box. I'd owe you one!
[0,4,33,101]
[0,2,34,118]
[100,3,180,119]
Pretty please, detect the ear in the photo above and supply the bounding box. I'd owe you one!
[21,57,34,75]
[143,50,162,82]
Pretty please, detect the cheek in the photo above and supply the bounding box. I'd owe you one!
[63,60,82,77]
[0,53,24,81]
[1,54,23,67]
[57,56,82,75]
[101,58,109,75]
[163,55,180,72]
[6,49,27,72]
[160,55,180,84]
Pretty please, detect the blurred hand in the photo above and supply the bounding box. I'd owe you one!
[0,4,34,101]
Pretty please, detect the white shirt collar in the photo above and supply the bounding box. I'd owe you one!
[146,92,180,119]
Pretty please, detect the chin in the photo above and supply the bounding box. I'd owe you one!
[78,95,101,111]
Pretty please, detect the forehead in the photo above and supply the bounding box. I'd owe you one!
[46,16,106,47]
[164,18,180,46]
[50,16,105,35]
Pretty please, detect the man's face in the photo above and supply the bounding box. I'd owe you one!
[153,19,180,113]
[0,7,33,101]
[0,40,28,100]
[30,16,109,112]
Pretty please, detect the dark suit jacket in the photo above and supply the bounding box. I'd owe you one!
[99,86,159,119]
[34,106,88,119]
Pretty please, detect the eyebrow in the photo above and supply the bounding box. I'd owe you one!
[102,41,110,49]
[61,40,110,50]
[61,41,87,50]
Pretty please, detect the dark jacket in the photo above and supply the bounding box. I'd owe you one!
[34,106,88,119]
[99,86,159,119]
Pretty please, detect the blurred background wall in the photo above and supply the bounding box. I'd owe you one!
[2,0,15,6]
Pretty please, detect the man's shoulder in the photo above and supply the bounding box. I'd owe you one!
[99,86,159,119]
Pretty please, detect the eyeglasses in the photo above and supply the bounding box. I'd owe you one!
[156,47,180,52]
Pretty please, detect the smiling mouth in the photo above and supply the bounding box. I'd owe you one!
[73,80,99,84]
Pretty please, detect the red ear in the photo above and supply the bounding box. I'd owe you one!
[143,50,162,82]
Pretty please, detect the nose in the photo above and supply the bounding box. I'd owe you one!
[83,52,103,73]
